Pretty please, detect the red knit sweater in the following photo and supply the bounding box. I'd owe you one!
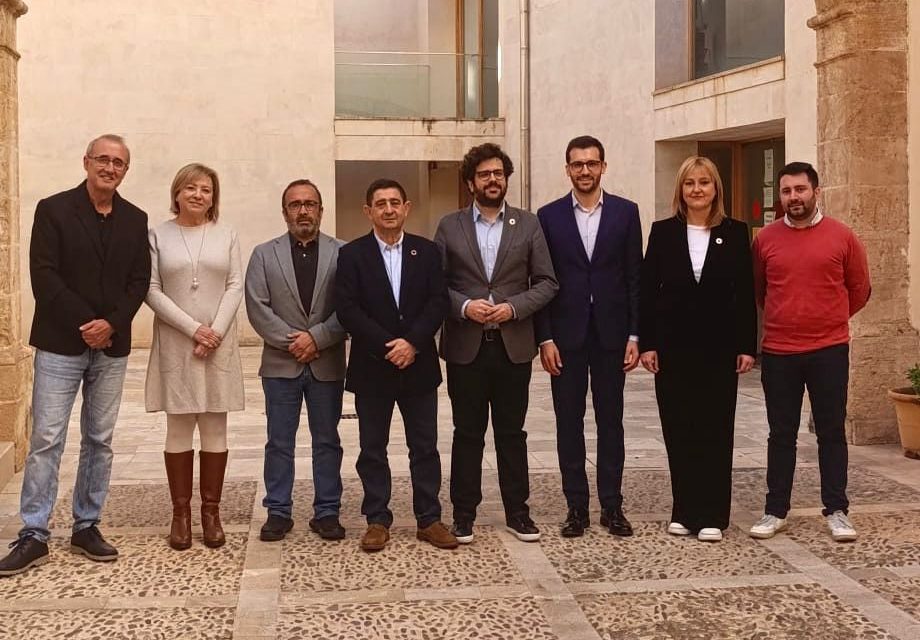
[752,216,871,354]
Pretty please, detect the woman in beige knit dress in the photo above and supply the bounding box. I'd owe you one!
[145,163,244,550]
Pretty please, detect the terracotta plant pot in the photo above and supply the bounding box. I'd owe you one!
[887,387,920,459]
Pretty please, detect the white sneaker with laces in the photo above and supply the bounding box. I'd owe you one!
[698,528,723,542]
[667,522,690,536]
[826,511,857,542]
[749,514,787,539]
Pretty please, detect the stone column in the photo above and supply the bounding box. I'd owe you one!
[0,0,30,471]
[809,0,919,444]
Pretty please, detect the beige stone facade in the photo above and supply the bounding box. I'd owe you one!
[0,0,30,474]
[809,0,919,444]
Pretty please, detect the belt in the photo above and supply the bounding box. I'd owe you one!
[483,329,501,342]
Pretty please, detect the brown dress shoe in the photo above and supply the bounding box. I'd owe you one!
[360,524,390,552]
[417,521,459,549]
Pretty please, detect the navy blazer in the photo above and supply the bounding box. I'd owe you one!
[29,181,150,357]
[638,215,757,357]
[335,231,448,397]
[535,191,642,352]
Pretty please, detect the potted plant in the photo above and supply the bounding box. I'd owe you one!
[887,363,920,459]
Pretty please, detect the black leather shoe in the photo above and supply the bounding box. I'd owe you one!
[560,508,590,538]
[0,536,50,577]
[308,515,346,540]
[70,526,118,561]
[260,514,294,542]
[600,507,633,537]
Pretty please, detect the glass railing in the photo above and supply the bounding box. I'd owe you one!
[335,51,498,119]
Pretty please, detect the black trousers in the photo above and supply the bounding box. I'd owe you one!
[551,324,626,511]
[656,349,738,532]
[761,344,850,518]
[355,390,442,528]
[448,335,532,521]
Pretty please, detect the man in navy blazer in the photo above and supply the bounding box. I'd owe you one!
[535,136,642,538]
[335,178,458,553]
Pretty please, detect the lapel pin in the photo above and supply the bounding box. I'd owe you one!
[715,237,723,245]
[508,218,516,226]
[410,249,418,256]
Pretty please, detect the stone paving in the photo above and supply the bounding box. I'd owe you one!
[1,347,918,639]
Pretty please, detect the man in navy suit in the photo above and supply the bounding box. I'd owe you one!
[335,178,458,552]
[535,136,642,537]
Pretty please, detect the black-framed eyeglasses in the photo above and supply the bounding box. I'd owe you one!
[475,169,506,181]
[87,155,128,171]
[568,160,603,173]
[285,200,321,214]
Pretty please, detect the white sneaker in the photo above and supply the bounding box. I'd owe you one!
[698,528,723,542]
[749,514,787,539]
[826,511,857,542]
[667,522,690,536]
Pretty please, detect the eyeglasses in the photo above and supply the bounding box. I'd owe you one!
[475,169,506,181]
[568,160,603,173]
[285,200,321,214]
[87,155,128,171]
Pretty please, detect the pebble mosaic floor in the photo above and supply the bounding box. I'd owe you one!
[1,347,918,639]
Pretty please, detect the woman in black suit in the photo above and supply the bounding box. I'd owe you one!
[639,156,757,542]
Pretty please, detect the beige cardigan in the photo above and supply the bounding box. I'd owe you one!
[144,220,244,413]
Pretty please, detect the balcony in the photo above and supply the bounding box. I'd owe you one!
[335,50,499,120]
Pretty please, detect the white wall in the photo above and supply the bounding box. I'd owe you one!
[784,0,818,166]
[17,0,336,345]
[528,0,657,228]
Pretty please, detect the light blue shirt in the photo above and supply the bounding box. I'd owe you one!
[572,191,602,260]
[375,232,404,307]
[461,203,507,321]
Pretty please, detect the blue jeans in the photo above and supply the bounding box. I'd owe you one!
[262,369,344,520]
[20,349,128,542]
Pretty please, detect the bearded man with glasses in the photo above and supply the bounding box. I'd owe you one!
[435,143,558,544]
[1,134,150,577]
[244,179,348,543]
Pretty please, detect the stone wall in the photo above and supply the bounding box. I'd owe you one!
[0,0,31,470]
[810,0,920,444]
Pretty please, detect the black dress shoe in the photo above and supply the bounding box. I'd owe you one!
[70,526,118,561]
[0,536,50,577]
[600,508,633,537]
[561,508,590,538]
[309,515,346,540]
[260,514,294,542]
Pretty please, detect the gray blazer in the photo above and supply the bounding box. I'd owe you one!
[434,205,558,365]
[244,231,346,380]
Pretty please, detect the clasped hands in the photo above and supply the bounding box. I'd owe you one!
[193,324,222,359]
[79,319,114,350]
[287,330,318,363]
[465,299,513,325]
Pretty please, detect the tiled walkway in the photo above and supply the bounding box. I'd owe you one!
[1,348,918,639]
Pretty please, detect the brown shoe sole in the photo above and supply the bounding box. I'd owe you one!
[360,538,388,552]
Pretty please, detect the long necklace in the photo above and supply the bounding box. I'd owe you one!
[177,221,207,290]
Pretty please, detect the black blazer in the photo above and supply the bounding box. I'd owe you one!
[335,231,448,397]
[639,215,756,357]
[535,191,642,351]
[29,181,151,357]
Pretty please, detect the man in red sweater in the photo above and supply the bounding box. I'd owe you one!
[750,162,871,543]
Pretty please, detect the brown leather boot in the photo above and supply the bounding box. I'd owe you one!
[164,451,194,550]
[199,450,228,548]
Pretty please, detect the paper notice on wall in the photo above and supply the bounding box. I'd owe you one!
[763,186,774,207]
[764,149,774,183]
[764,210,776,224]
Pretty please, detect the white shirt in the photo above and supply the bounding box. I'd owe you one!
[687,224,710,283]
[571,191,602,260]
[783,209,824,228]
[375,232,404,307]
